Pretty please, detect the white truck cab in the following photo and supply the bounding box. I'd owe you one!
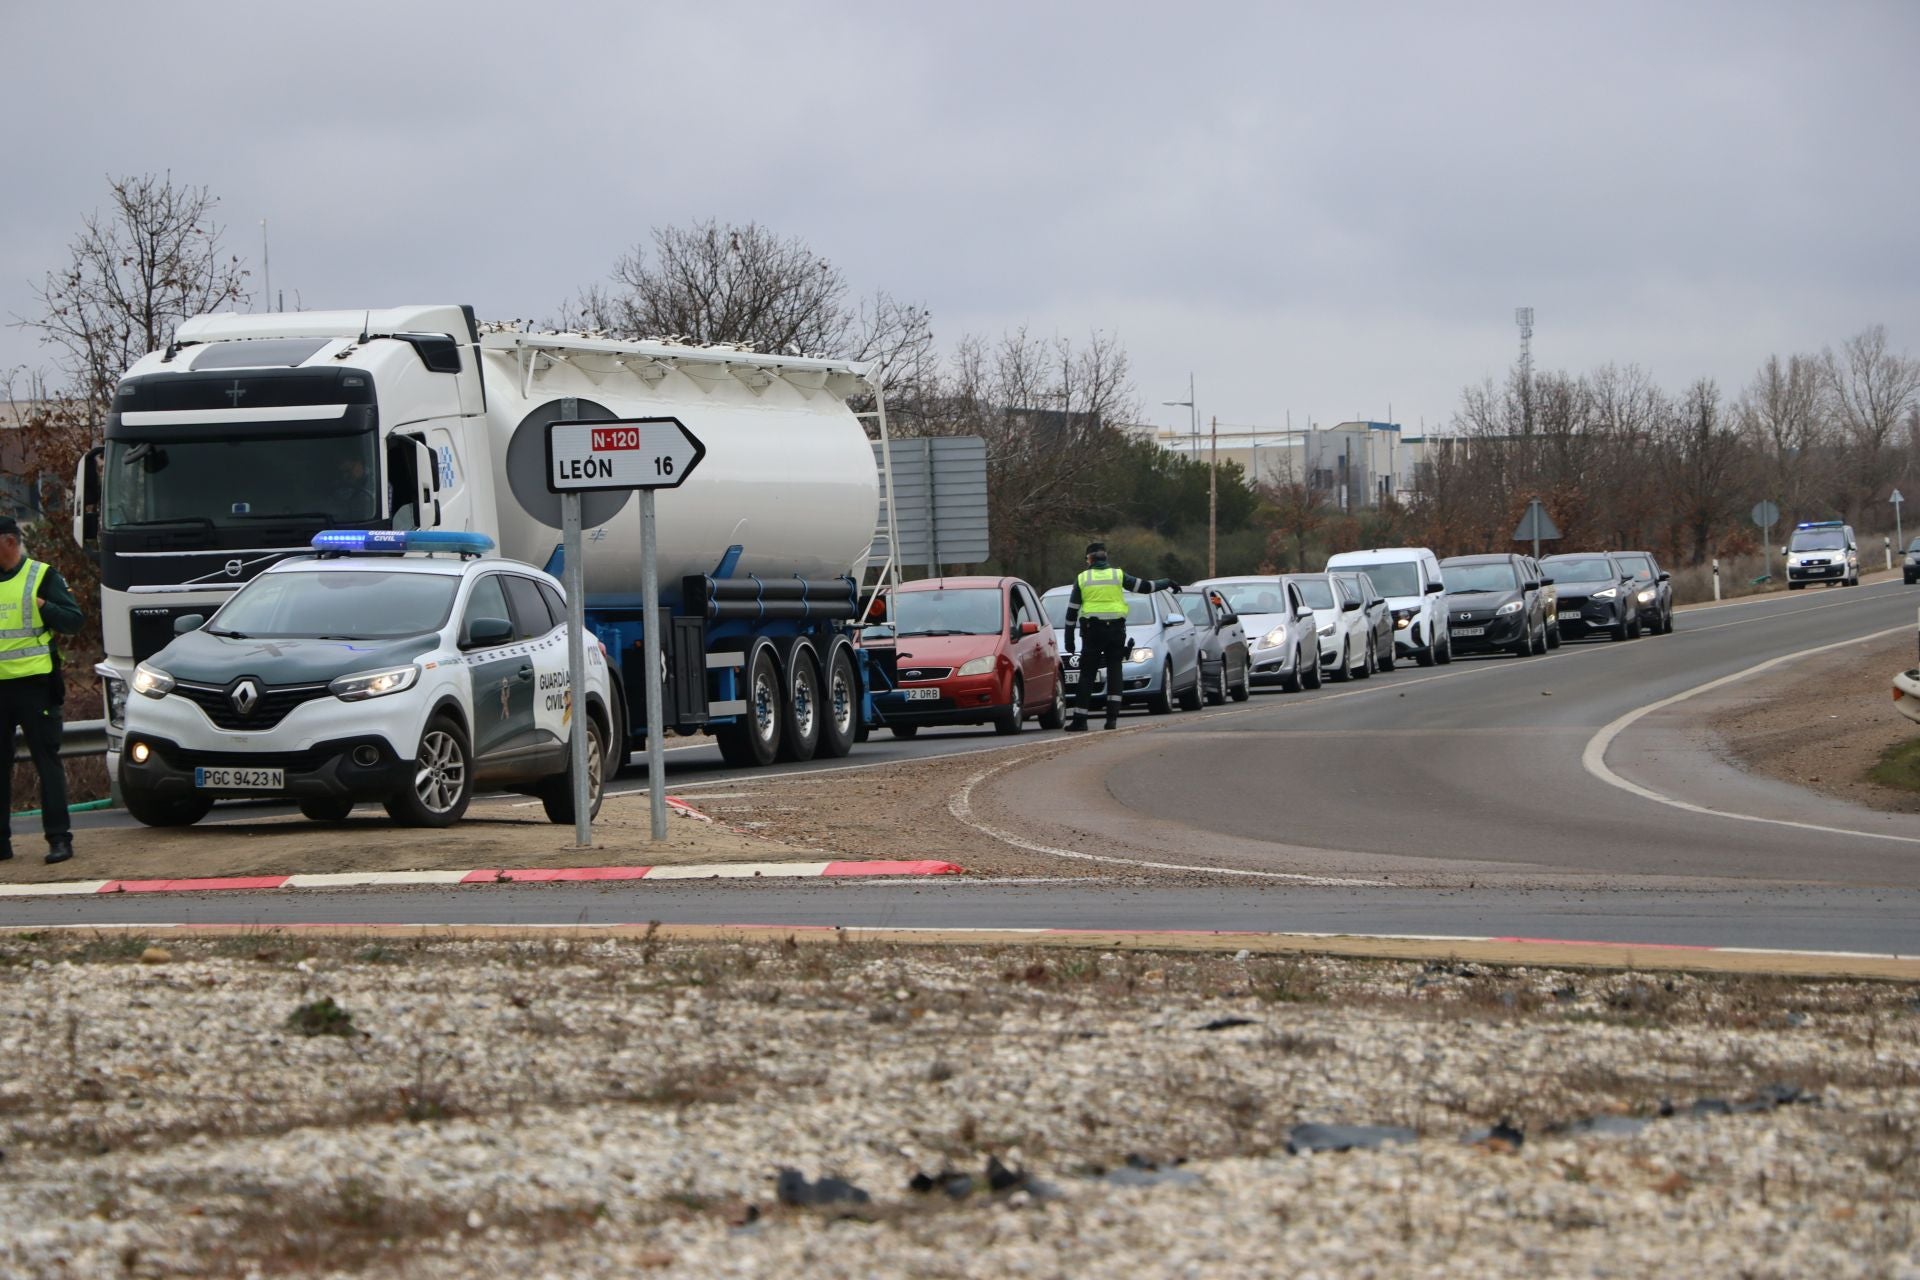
[119,529,614,828]
[1324,547,1452,665]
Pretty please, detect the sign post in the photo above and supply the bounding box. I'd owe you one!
[546,415,706,843]
[1893,489,1905,565]
[1751,500,1781,582]
[1512,498,1561,559]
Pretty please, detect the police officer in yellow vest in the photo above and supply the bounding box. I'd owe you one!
[1061,541,1179,732]
[1,515,85,864]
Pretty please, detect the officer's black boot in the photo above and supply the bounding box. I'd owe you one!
[1065,713,1087,733]
[45,835,72,865]
[1103,700,1120,731]
[0,840,12,862]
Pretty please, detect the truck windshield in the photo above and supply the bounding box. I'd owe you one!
[209,570,458,639]
[888,588,1004,636]
[105,433,380,529]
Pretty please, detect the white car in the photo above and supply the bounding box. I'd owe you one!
[1324,547,1452,666]
[1282,572,1372,681]
[119,530,616,828]
[1188,576,1320,691]
[1894,669,1920,725]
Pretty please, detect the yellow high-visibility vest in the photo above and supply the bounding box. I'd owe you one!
[1076,566,1127,618]
[0,558,53,681]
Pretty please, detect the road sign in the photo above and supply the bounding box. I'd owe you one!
[1895,490,1906,554]
[1513,499,1561,556]
[546,417,705,493]
[1751,500,1780,529]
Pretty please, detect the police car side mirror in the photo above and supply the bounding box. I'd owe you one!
[463,616,513,648]
[173,613,205,635]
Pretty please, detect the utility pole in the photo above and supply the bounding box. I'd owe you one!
[260,218,270,312]
[1516,307,1534,435]
[1208,416,1218,577]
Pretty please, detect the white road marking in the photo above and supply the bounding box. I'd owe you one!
[1581,623,1920,845]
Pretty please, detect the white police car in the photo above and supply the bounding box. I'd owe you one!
[119,530,617,828]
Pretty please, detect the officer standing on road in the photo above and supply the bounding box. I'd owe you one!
[0,516,84,864]
[1062,541,1179,733]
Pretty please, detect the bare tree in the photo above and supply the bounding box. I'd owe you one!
[1663,378,1749,563]
[1823,325,1920,520]
[1738,352,1828,519]
[13,174,249,419]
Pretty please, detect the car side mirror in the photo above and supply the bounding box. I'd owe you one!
[173,613,205,635]
[1657,571,1670,582]
[1541,576,1555,587]
[1218,612,1237,627]
[1161,613,1183,627]
[1017,620,1039,638]
[1296,607,1314,620]
[463,615,513,648]
[1424,581,1444,594]
[1522,580,1540,592]
[1341,599,1360,612]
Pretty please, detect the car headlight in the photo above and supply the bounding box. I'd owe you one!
[1261,627,1289,648]
[1495,600,1524,616]
[103,675,130,728]
[1391,609,1414,630]
[1128,646,1154,663]
[1317,624,1334,637]
[1637,588,1655,603]
[955,655,995,677]
[131,662,175,699]
[329,665,421,702]
[1594,587,1618,600]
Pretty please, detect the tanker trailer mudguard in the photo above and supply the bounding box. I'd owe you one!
[87,306,900,774]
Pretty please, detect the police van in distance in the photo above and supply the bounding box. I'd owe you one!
[119,530,615,828]
[1784,521,1860,588]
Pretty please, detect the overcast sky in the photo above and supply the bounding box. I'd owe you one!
[3,2,1916,438]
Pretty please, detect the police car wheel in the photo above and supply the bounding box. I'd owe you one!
[540,718,606,824]
[298,797,355,822]
[122,779,213,828]
[385,715,472,827]
[817,648,859,758]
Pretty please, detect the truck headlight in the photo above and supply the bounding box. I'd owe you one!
[955,655,995,677]
[1495,600,1524,616]
[103,675,130,727]
[329,665,421,701]
[131,663,175,699]
[1128,646,1154,663]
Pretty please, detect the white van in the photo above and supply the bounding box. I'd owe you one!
[1323,547,1451,665]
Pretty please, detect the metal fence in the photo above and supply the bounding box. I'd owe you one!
[11,719,107,764]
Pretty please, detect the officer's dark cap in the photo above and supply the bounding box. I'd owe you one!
[0,516,20,539]
[1085,541,1106,557]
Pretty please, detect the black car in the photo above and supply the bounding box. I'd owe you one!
[1904,538,1920,585]
[1439,553,1550,657]
[1609,550,1673,634]
[1540,552,1642,641]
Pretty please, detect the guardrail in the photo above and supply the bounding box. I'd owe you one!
[11,719,107,764]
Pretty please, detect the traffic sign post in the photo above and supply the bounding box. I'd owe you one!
[1893,489,1905,566]
[1512,498,1561,558]
[1751,500,1781,582]
[546,415,706,842]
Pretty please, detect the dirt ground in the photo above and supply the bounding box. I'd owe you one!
[1708,630,1920,813]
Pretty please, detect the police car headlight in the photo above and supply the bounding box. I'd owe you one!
[1495,600,1524,616]
[1128,646,1154,663]
[131,663,174,699]
[1636,588,1656,604]
[1261,627,1288,648]
[955,655,995,677]
[329,665,420,701]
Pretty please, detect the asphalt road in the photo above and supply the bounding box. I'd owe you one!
[26,579,1920,953]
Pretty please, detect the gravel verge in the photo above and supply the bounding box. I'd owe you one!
[1,932,1914,1277]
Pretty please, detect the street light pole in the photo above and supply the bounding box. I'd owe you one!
[1208,416,1218,577]
[1162,373,1200,569]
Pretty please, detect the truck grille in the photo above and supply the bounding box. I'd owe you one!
[172,680,332,730]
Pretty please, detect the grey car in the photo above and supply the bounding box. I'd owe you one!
[1330,570,1397,672]
[1176,589,1252,704]
[1041,586,1204,714]
[1188,576,1321,691]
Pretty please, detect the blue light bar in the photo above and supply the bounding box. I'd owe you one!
[1796,520,1844,529]
[310,530,496,555]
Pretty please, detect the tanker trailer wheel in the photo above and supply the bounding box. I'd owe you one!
[817,648,858,758]
[778,651,823,762]
[716,648,783,767]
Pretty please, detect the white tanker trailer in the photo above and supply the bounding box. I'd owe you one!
[78,304,906,771]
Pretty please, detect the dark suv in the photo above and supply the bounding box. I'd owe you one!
[1905,538,1920,585]
[1440,553,1551,657]
[1609,551,1673,634]
[1541,552,1643,641]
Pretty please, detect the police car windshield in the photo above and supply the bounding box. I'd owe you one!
[1790,529,1847,551]
[888,587,1003,636]
[211,570,460,639]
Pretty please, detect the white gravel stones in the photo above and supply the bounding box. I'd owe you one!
[0,940,1912,1277]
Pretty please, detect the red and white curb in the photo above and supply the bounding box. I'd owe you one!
[0,859,964,898]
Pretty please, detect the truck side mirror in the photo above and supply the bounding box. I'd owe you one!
[413,437,440,528]
[71,446,102,550]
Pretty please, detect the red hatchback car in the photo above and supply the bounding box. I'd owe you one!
[864,576,1066,736]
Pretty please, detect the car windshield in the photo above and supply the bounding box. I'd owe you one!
[1908,538,1920,553]
[209,570,459,639]
[885,587,1003,636]
[1291,578,1336,609]
[1545,557,1617,582]
[1616,555,1655,582]
[1337,562,1419,597]
[1205,580,1288,616]
[1042,591,1162,627]
[1443,563,1519,593]
[1790,530,1847,551]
